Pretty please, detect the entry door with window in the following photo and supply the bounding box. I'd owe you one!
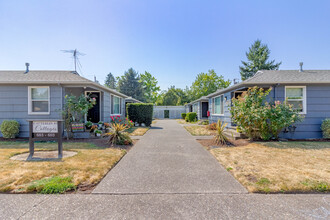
[86,92,100,123]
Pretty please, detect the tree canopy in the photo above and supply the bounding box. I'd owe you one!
[139,71,160,103]
[104,72,116,89]
[239,40,281,81]
[117,68,144,102]
[155,86,188,106]
[190,69,231,100]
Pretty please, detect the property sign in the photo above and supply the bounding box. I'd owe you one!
[27,120,63,160]
[33,121,58,133]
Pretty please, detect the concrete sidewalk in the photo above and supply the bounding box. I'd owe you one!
[1,194,329,219]
[93,120,247,194]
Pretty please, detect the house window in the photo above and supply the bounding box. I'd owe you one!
[213,95,224,115]
[285,86,306,114]
[113,96,121,114]
[28,86,50,114]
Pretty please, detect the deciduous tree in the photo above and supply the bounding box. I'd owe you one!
[139,71,160,103]
[190,69,231,100]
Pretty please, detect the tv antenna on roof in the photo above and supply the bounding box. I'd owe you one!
[61,49,85,74]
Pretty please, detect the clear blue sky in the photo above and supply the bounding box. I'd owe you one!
[1,0,329,90]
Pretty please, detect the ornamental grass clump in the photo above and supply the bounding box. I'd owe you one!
[105,123,132,146]
[230,86,303,140]
[214,120,228,145]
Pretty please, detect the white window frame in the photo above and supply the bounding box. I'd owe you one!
[285,86,307,114]
[111,95,122,115]
[212,94,224,116]
[28,86,50,115]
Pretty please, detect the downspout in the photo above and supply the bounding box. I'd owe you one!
[273,84,280,101]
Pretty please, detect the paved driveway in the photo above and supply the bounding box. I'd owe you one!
[93,120,247,194]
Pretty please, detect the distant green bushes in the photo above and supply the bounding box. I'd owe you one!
[181,113,186,119]
[185,112,197,122]
[127,103,153,126]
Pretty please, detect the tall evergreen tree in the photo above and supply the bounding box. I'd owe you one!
[104,72,117,89]
[117,68,144,101]
[240,40,282,80]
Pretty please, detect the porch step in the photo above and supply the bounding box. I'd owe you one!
[223,128,246,140]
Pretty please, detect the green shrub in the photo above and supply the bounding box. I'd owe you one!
[181,113,187,119]
[27,176,76,194]
[230,87,303,140]
[127,103,153,126]
[0,120,20,138]
[321,118,330,138]
[185,112,197,122]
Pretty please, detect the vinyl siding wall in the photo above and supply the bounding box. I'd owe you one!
[0,85,62,137]
[274,85,329,139]
[208,92,232,127]
[208,85,330,139]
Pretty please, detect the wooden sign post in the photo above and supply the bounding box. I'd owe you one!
[27,120,63,160]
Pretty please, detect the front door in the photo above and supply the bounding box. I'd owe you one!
[202,102,209,118]
[86,92,100,123]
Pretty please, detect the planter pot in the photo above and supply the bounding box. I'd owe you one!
[96,133,101,137]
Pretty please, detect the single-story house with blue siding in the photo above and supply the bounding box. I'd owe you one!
[0,67,128,138]
[185,96,209,120]
[206,68,330,139]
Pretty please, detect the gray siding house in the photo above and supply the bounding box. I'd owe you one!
[207,69,330,139]
[0,69,127,137]
[185,96,209,120]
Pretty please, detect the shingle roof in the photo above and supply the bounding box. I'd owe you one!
[125,97,143,103]
[187,96,208,105]
[206,69,330,98]
[0,70,127,98]
[245,70,330,84]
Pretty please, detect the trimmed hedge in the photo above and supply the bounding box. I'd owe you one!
[321,118,330,138]
[127,103,154,126]
[185,112,197,122]
[0,120,20,138]
[181,113,186,119]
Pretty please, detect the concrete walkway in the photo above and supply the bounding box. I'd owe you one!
[1,120,329,219]
[93,120,247,194]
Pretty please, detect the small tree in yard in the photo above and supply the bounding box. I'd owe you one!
[230,87,303,140]
[62,94,96,139]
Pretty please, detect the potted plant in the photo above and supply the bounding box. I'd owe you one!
[95,129,102,137]
[98,121,104,130]
[90,125,98,133]
[85,121,93,129]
